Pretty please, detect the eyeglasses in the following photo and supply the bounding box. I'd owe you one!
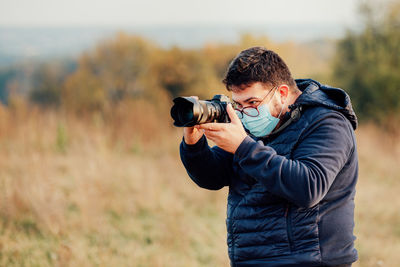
[233,86,277,119]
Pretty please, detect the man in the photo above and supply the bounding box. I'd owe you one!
[179,47,358,266]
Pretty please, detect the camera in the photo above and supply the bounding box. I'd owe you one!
[170,94,231,127]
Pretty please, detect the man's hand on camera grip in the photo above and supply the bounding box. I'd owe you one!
[197,104,247,154]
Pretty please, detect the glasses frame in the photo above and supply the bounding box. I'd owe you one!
[233,86,278,119]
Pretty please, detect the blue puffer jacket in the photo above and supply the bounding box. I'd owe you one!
[180,79,358,266]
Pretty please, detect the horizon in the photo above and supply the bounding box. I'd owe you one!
[0,22,358,67]
[0,22,359,59]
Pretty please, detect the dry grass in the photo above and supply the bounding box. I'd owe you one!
[353,124,400,267]
[0,104,399,266]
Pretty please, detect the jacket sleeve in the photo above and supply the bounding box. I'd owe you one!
[233,111,355,208]
[180,135,233,190]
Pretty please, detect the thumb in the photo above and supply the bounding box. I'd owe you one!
[227,104,241,124]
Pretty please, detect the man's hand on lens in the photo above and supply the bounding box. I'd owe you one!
[183,96,205,145]
[183,126,205,145]
[196,104,247,154]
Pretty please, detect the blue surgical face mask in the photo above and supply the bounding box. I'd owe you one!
[240,91,283,137]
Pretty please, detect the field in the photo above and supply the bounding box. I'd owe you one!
[0,104,399,267]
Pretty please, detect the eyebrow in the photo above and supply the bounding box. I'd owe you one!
[232,96,262,104]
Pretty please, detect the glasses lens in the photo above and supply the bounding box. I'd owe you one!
[243,107,259,117]
[235,110,243,119]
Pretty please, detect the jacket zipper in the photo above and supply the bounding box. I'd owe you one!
[285,203,295,251]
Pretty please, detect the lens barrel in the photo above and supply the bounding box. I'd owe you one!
[170,95,230,127]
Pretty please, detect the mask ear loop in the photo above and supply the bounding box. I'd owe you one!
[277,98,286,119]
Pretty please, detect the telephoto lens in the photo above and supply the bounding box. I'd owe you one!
[170,94,231,127]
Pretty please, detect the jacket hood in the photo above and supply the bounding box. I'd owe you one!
[291,79,358,130]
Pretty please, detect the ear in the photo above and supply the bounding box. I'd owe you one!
[278,84,289,104]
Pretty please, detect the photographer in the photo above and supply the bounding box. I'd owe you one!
[179,47,358,267]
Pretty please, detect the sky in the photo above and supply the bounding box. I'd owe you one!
[0,0,361,27]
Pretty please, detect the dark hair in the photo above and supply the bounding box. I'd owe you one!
[223,47,296,91]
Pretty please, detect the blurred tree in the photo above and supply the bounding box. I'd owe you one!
[30,60,76,107]
[62,33,159,113]
[333,0,400,125]
[0,68,15,104]
[153,46,224,99]
[63,64,107,113]
[0,63,36,105]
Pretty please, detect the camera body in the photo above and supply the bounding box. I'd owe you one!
[170,94,231,127]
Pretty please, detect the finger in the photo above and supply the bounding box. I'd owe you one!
[204,130,220,141]
[204,133,217,143]
[204,129,220,136]
[227,103,241,124]
[198,123,224,131]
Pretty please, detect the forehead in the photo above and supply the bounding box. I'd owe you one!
[231,82,270,102]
